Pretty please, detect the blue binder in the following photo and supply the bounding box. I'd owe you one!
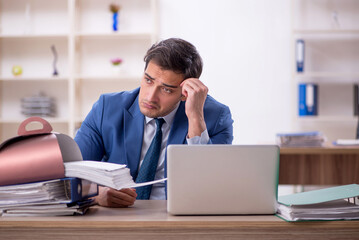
[296,39,305,72]
[63,177,98,203]
[299,83,318,116]
[0,177,98,206]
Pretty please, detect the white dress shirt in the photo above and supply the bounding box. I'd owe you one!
[138,103,210,200]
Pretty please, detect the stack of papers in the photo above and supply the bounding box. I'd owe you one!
[277,199,359,221]
[1,201,92,217]
[276,131,325,147]
[0,179,72,205]
[276,184,359,222]
[64,161,167,190]
[333,139,359,146]
[0,178,96,216]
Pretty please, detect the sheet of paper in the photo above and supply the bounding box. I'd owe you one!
[127,178,168,189]
[64,161,127,172]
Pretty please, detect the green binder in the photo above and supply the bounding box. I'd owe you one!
[276,184,359,222]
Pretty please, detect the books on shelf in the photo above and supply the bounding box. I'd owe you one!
[276,184,359,222]
[296,39,305,73]
[298,83,318,116]
[276,131,325,147]
[0,178,97,216]
[354,84,359,116]
[21,92,57,117]
[64,160,167,190]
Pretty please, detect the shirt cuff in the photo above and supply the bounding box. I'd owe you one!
[187,129,210,145]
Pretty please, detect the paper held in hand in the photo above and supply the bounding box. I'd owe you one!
[64,161,167,190]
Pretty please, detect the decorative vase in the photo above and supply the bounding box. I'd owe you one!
[112,12,118,31]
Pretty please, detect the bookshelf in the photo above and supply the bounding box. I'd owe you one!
[291,0,359,142]
[0,0,158,142]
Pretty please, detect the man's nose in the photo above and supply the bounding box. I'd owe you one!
[147,87,159,102]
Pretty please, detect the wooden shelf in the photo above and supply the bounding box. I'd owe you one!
[280,146,359,155]
[0,34,68,39]
[293,29,359,39]
[297,116,357,122]
[0,118,69,124]
[294,72,359,79]
[294,29,359,33]
[75,32,153,40]
[0,77,68,82]
[76,75,141,81]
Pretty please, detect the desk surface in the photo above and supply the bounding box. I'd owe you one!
[1,200,359,240]
[280,146,359,154]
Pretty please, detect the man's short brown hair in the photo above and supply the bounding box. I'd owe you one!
[144,38,203,79]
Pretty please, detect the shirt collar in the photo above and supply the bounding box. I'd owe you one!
[145,102,180,126]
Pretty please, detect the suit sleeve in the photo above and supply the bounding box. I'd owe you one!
[208,105,234,144]
[74,95,105,161]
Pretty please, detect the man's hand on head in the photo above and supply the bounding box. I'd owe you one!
[94,186,137,208]
[180,78,208,138]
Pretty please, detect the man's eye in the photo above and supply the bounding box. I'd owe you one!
[162,87,172,94]
[145,78,152,84]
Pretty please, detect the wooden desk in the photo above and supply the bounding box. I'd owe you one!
[1,200,359,240]
[279,147,359,185]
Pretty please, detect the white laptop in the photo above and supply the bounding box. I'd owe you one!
[166,145,279,215]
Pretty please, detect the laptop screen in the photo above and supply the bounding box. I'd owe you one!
[167,145,279,215]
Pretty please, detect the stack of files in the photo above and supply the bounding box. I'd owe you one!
[0,177,98,216]
[0,200,93,217]
[21,92,56,117]
[64,161,167,190]
[276,131,325,147]
[276,184,359,222]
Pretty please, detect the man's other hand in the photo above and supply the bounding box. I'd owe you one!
[95,186,137,208]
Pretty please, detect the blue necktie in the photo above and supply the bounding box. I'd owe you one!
[136,118,165,199]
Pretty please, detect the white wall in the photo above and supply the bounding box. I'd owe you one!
[158,0,293,144]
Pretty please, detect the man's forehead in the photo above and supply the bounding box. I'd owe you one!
[144,71,182,89]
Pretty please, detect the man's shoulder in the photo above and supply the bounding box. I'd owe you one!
[204,95,230,112]
[202,95,233,135]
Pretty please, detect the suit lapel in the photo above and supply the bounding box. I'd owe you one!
[123,99,188,190]
[124,95,144,178]
[165,101,188,181]
[167,101,188,146]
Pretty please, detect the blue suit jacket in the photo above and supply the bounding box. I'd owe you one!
[74,87,233,180]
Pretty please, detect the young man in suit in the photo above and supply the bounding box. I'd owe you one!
[74,38,233,207]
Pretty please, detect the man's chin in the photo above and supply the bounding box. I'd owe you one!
[140,108,160,118]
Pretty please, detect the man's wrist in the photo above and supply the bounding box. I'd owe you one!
[187,116,206,138]
[90,196,99,205]
[187,129,209,145]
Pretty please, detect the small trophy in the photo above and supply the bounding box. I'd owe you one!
[51,45,59,76]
